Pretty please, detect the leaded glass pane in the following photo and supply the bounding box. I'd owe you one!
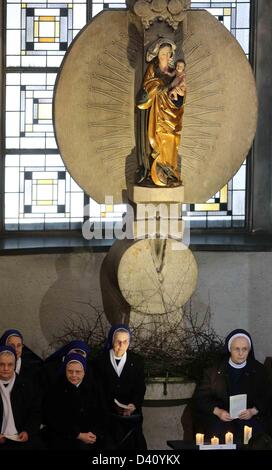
[5,154,84,230]
[6,72,57,150]
[6,1,87,68]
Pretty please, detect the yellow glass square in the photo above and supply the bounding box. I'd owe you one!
[34,21,39,38]
[39,38,55,43]
[220,185,228,203]
[40,16,55,22]
[38,103,52,120]
[37,200,53,206]
[37,179,53,185]
[195,203,220,211]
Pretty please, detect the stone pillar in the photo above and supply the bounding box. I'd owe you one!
[250,0,272,233]
[143,379,195,450]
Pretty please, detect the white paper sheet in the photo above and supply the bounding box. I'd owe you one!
[229,394,247,419]
[114,398,130,409]
[4,434,20,441]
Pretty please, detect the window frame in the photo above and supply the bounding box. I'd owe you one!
[1,0,271,251]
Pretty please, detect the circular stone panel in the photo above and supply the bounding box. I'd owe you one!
[117,239,198,314]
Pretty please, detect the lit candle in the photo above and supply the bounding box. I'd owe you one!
[243,426,252,445]
[195,433,204,445]
[225,432,233,444]
[211,436,219,445]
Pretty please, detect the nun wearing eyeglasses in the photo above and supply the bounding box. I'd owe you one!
[193,329,270,443]
[0,345,42,449]
[0,329,43,387]
[93,324,147,450]
[43,352,102,450]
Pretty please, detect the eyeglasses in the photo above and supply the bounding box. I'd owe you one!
[115,339,129,346]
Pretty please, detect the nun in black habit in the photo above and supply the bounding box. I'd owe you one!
[93,324,147,450]
[0,345,42,450]
[43,339,91,390]
[193,328,271,443]
[0,329,43,389]
[43,352,103,450]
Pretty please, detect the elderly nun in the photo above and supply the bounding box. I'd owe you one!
[0,329,43,386]
[93,324,147,450]
[43,352,102,450]
[43,339,91,390]
[193,328,271,443]
[0,345,42,449]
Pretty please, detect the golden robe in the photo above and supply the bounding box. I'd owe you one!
[138,63,185,187]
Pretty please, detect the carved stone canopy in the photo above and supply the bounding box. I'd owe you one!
[127,0,190,30]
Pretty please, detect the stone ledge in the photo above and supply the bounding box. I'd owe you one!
[1,232,272,254]
[127,184,184,203]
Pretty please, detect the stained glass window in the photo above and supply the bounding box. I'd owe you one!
[187,163,247,228]
[6,1,86,68]
[6,72,57,149]
[5,1,87,230]
[187,0,251,228]
[5,153,84,229]
[4,1,251,230]
[191,1,250,56]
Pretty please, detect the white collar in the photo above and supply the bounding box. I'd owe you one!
[229,358,247,369]
[110,349,127,377]
[0,379,12,385]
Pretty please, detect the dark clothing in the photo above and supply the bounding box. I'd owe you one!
[227,363,246,395]
[93,351,146,413]
[193,357,270,442]
[42,356,64,391]
[93,351,147,450]
[45,340,90,363]
[0,374,42,450]
[0,328,44,386]
[43,374,103,450]
[19,346,44,388]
